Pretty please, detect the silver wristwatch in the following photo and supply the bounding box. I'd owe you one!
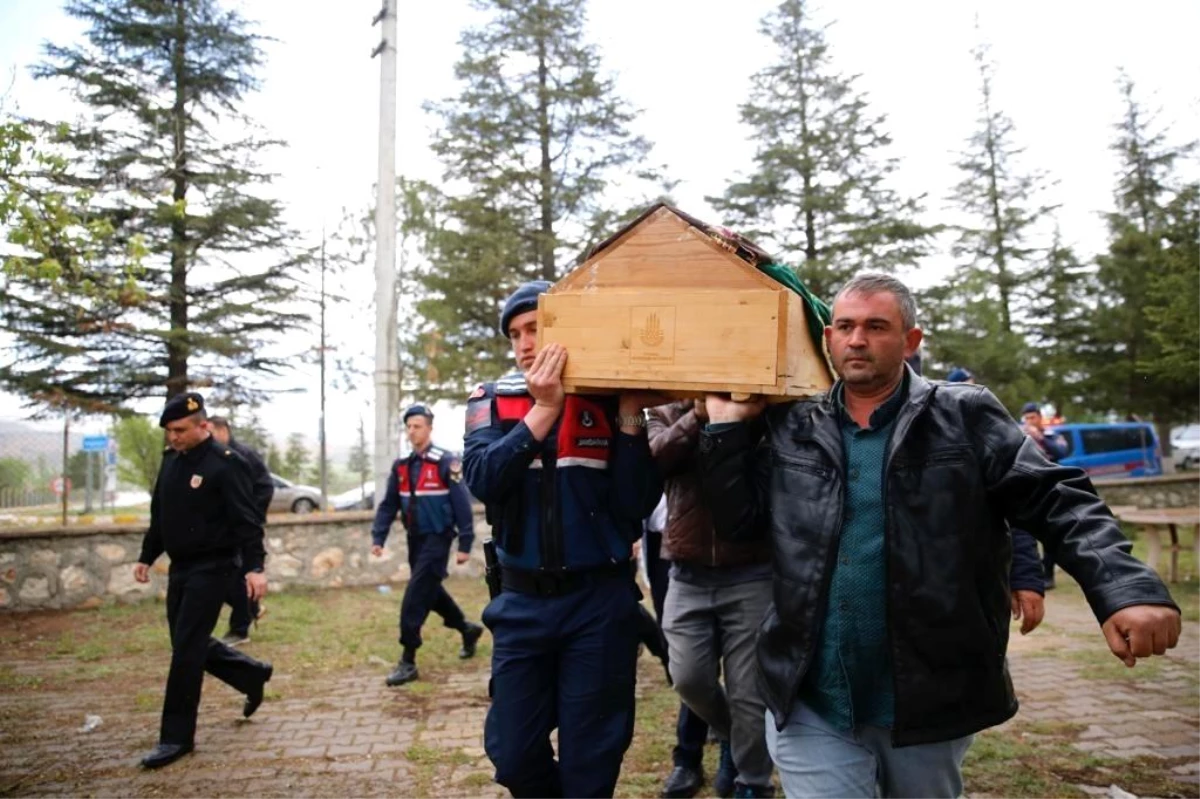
[616,414,647,428]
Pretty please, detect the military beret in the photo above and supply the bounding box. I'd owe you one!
[403,404,433,423]
[159,391,205,427]
[498,280,553,336]
[946,367,973,383]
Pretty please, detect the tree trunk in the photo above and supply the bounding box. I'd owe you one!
[166,0,189,399]
[536,9,555,282]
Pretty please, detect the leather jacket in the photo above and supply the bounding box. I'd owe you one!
[647,401,770,567]
[700,371,1178,746]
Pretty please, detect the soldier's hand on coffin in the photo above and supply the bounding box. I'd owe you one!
[705,394,766,423]
[693,398,709,422]
[527,343,567,409]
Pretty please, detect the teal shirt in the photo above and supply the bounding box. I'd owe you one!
[799,375,908,730]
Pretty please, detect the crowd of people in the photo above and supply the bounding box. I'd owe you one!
[131,272,1181,798]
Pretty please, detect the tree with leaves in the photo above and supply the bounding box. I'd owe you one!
[408,0,664,397]
[708,0,935,301]
[112,414,164,492]
[11,0,307,413]
[346,415,371,492]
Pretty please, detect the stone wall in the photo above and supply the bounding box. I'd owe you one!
[0,508,488,613]
[1093,473,1199,510]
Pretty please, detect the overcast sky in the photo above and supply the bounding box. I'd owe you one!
[1,0,1197,453]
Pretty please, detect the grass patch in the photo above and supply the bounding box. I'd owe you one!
[133,689,159,712]
[0,666,43,689]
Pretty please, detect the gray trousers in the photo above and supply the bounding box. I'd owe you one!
[663,576,774,788]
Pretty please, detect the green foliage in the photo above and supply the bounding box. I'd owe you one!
[281,432,311,483]
[0,457,32,491]
[407,0,665,398]
[707,0,936,300]
[111,414,163,492]
[9,0,308,414]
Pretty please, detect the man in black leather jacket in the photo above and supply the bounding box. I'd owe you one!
[700,273,1180,799]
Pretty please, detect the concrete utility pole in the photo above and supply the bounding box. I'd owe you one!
[371,0,400,507]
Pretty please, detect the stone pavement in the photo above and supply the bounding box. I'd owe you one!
[0,583,1196,798]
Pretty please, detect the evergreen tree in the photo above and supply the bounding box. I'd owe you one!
[18,0,307,409]
[948,41,1056,338]
[1089,74,1196,423]
[708,0,935,301]
[281,432,310,482]
[412,0,663,396]
[1022,228,1094,420]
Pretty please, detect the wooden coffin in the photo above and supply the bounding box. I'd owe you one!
[537,204,834,400]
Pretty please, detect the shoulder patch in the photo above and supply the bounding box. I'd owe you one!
[448,457,463,483]
[466,396,495,435]
[426,446,445,462]
[468,385,486,400]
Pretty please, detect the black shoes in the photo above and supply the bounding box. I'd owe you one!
[243,662,273,718]
[140,742,193,769]
[386,660,419,686]
[221,630,249,647]
[459,622,484,659]
[661,764,704,798]
[714,739,738,798]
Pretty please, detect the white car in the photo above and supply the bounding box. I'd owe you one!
[1170,424,1200,471]
[330,481,374,511]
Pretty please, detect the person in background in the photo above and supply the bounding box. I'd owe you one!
[643,492,715,798]
[371,404,483,686]
[1020,401,1069,589]
[946,370,1044,630]
[208,416,273,645]
[133,392,273,769]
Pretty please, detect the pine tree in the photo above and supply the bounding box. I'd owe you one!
[707,0,935,301]
[411,0,663,396]
[948,41,1057,338]
[1089,74,1196,423]
[13,0,306,411]
[1022,228,1094,419]
[281,433,311,483]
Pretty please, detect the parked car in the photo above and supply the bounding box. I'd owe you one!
[1170,423,1200,471]
[269,474,323,514]
[331,481,374,512]
[1047,422,1163,480]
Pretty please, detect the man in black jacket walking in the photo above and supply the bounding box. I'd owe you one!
[209,416,274,645]
[701,273,1180,798]
[134,393,274,770]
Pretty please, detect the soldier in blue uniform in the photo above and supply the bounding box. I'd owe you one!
[133,392,274,769]
[372,403,483,686]
[464,281,664,798]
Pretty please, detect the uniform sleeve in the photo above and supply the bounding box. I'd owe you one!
[462,390,541,505]
[243,444,275,520]
[138,459,167,565]
[969,387,1177,622]
[443,456,475,554]
[1009,527,1045,594]
[371,461,402,547]
[222,452,266,572]
[609,425,664,529]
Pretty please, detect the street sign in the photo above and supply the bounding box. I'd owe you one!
[82,435,109,452]
[51,476,72,495]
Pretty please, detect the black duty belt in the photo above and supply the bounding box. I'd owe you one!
[500,560,634,597]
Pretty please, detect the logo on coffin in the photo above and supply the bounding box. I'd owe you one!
[639,312,665,347]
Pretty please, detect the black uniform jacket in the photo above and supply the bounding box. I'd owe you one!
[139,436,267,572]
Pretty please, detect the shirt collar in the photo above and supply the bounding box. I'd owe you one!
[834,369,910,431]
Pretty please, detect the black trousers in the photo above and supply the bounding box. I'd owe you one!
[644,530,710,770]
[224,561,259,636]
[399,532,466,651]
[161,560,270,746]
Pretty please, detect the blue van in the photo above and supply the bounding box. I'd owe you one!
[1046,423,1163,479]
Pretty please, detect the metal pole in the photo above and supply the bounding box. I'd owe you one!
[319,226,328,511]
[372,0,400,507]
[85,450,94,514]
[61,409,69,526]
